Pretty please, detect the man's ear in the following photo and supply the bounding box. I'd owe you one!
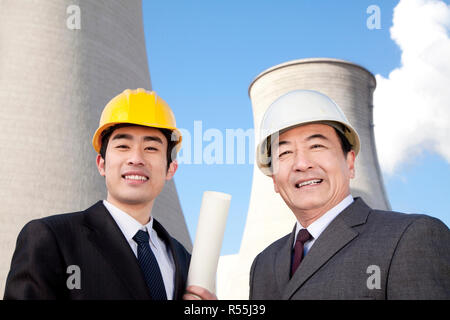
[166,160,178,180]
[346,150,356,179]
[96,154,106,177]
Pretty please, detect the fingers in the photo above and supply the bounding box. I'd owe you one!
[183,292,202,300]
[183,285,218,300]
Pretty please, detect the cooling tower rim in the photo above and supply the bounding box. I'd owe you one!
[248,57,377,97]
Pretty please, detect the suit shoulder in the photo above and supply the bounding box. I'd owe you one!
[20,206,94,239]
[34,210,86,231]
[365,209,449,245]
[369,209,447,230]
[41,210,85,223]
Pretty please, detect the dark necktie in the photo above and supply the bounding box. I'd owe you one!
[133,229,167,300]
[291,228,312,277]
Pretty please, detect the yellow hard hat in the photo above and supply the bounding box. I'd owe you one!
[92,88,182,153]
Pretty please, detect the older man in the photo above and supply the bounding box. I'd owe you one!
[250,90,450,299]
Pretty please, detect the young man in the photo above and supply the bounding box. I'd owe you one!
[250,89,450,299]
[4,88,213,300]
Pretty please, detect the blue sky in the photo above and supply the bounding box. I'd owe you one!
[142,0,450,255]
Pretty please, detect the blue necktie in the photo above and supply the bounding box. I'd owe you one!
[133,229,167,300]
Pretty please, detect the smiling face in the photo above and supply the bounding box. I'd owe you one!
[271,123,355,225]
[96,125,177,214]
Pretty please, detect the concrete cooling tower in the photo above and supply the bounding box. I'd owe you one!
[0,0,191,295]
[217,58,390,299]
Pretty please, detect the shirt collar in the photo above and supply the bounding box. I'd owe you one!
[103,200,159,249]
[295,194,354,243]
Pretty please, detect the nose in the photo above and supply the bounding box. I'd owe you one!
[292,150,314,172]
[127,147,145,166]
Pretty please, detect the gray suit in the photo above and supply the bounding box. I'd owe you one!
[249,198,450,299]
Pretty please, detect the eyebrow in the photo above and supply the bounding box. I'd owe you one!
[276,140,290,148]
[305,133,329,142]
[274,133,329,149]
[111,133,163,144]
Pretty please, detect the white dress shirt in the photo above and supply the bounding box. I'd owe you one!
[293,195,354,255]
[103,200,175,299]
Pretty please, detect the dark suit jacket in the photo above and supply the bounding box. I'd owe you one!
[4,201,190,300]
[250,198,450,299]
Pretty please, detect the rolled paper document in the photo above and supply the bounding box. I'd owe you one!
[187,191,231,294]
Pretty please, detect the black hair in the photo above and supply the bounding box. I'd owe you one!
[99,123,178,170]
[333,128,352,156]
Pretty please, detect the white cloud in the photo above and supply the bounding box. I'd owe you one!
[374,0,450,174]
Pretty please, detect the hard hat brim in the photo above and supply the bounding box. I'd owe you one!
[92,122,182,154]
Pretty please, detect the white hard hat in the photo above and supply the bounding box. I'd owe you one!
[256,89,360,176]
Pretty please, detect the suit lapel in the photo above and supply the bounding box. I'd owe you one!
[274,230,296,293]
[152,219,187,300]
[282,198,370,299]
[83,201,151,299]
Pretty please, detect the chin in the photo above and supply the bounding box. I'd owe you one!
[292,199,325,212]
[117,194,152,206]
[122,199,146,205]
